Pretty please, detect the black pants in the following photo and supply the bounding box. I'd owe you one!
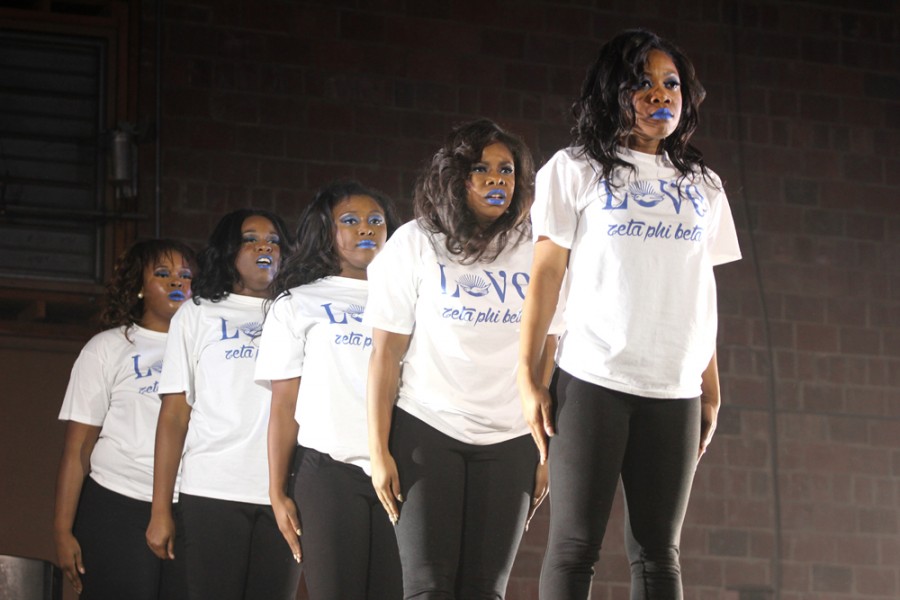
[178,493,302,600]
[390,408,537,599]
[73,476,186,600]
[540,370,700,600]
[292,446,402,599]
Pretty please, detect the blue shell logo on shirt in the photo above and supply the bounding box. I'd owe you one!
[322,303,365,324]
[220,317,262,341]
[438,264,529,302]
[219,318,262,360]
[457,274,490,297]
[346,304,365,320]
[601,178,709,217]
[239,322,263,339]
[628,180,660,206]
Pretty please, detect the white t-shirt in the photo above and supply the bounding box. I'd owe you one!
[366,220,560,445]
[159,294,271,504]
[532,146,742,399]
[255,276,373,474]
[59,325,176,502]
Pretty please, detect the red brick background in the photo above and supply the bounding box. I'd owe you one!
[2,1,893,600]
[132,1,899,599]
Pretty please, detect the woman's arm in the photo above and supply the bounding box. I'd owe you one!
[367,328,411,524]
[699,350,720,458]
[53,421,101,594]
[517,237,569,464]
[268,377,303,563]
[526,333,559,528]
[146,393,191,559]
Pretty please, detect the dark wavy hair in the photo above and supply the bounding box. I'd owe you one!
[101,238,197,330]
[191,208,293,302]
[572,29,710,183]
[271,180,401,298]
[414,118,535,264]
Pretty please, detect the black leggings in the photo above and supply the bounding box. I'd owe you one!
[178,494,302,600]
[292,446,402,599]
[390,408,537,600]
[540,370,700,600]
[73,477,186,600]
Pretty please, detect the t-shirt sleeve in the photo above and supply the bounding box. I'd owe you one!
[706,184,742,266]
[158,302,196,405]
[255,294,306,383]
[364,223,419,335]
[58,333,112,425]
[532,149,589,249]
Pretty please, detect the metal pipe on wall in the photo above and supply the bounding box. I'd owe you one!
[154,0,163,237]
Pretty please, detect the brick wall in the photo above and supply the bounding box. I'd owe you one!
[138,1,900,599]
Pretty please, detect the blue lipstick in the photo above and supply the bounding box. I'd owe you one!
[357,240,377,249]
[486,189,507,206]
[651,108,674,120]
[168,290,186,302]
[256,254,273,269]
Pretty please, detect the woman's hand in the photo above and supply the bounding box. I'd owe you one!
[55,530,85,593]
[699,398,719,458]
[367,329,410,526]
[145,510,177,560]
[699,350,721,459]
[271,492,303,563]
[518,237,567,464]
[266,377,302,563]
[147,393,190,559]
[525,461,549,531]
[53,421,100,595]
[519,378,555,465]
[371,451,402,525]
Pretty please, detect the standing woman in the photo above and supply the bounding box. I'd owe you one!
[517,29,742,599]
[146,209,302,600]
[54,239,195,599]
[367,119,560,599]
[256,180,402,599]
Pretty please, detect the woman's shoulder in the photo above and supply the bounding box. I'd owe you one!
[396,219,428,239]
[82,325,133,352]
[494,225,535,263]
[286,276,365,299]
[699,165,723,188]
[77,325,168,365]
[538,146,600,188]
[193,292,262,311]
[543,146,591,169]
[170,295,233,332]
[383,219,439,252]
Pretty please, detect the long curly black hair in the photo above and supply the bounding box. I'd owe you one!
[414,118,535,264]
[101,239,197,330]
[572,28,710,184]
[191,208,293,302]
[271,180,401,299]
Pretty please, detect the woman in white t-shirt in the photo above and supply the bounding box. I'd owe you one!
[256,180,402,599]
[54,239,195,599]
[366,119,559,599]
[146,209,302,600]
[518,29,742,599]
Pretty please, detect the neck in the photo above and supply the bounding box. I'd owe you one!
[339,266,368,281]
[138,315,170,333]
[624,135,662,155]
[231,284,268,299]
